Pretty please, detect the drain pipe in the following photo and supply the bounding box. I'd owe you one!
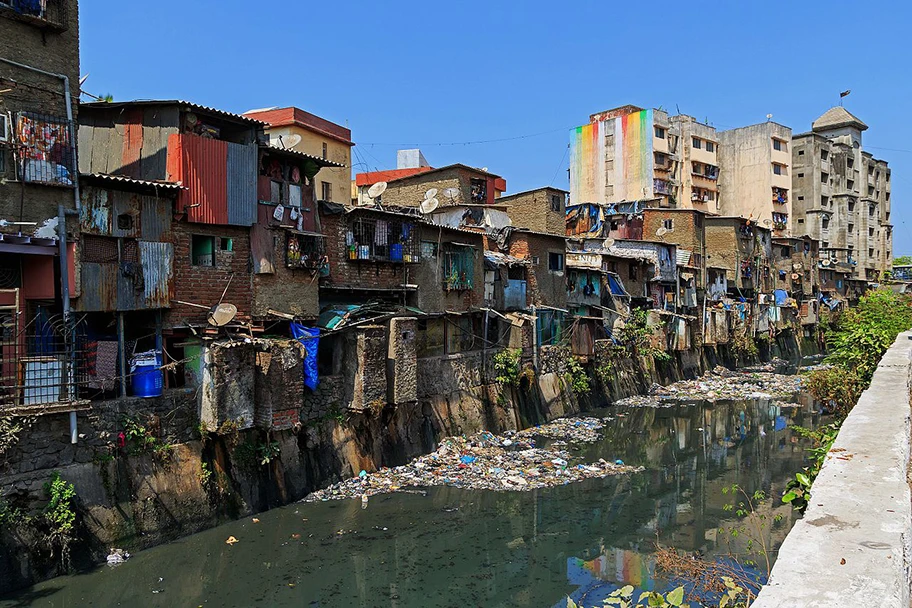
[2,57,82,442]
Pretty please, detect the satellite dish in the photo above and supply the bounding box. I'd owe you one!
[603,237,616,248]
[424,188,438,200]
[791,273,800,280]
[763,219,772,226]
[208,303,238,327]
[419,198,439,214]
[367,182,387,199]
[656,227,668,237]
[481,167,488,173]
[822,260,831,267]
[284,133,302,148]
[443,187,459,201]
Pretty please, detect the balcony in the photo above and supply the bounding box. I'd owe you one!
[772,187,788,205]
[0,0,69,31]
[653,179,673,195]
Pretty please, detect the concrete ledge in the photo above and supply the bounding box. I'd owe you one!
[753,331,912,607]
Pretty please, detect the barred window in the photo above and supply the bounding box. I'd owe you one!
[443,245,474,291]
[15,112,75,186]
[346,217,419,263]
[286,233,327,271]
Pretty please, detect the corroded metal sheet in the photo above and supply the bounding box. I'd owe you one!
[74,263,118,311]
[226,142,257,226]
[140,241,173,307]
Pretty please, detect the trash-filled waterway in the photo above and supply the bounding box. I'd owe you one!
[2,372,823,608]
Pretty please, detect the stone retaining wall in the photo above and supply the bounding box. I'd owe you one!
[752,331,912,607]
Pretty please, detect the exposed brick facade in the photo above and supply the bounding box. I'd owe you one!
[166,220,253,327]
[378,165,503,208]
[499,187,568,236]
[505,231,567,309]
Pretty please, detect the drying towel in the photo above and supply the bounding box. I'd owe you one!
[93,341,118,391]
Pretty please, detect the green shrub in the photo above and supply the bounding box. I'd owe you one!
[492,348,522,386]
[564,356,591,395]
[43,472,77,567]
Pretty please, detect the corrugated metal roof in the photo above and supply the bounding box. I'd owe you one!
[81,173,183,190]
[82,100,267,126]
[265,145,346,168]
[676,249,692,266]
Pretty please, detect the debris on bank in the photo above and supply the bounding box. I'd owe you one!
[614,366,803,408]
[304,420,639,502]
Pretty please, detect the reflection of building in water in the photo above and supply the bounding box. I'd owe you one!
[562,549,656,608]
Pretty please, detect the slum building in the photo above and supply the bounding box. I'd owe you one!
[0,0,82,412]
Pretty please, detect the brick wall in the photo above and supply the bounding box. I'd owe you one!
[0,1,81,230]
[501,188,567,236]
[508,232,567,309]
[412,224,483,313]
[252,229,320,319]
[166,221,253,327]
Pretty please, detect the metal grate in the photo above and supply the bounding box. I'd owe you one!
[443,245,474,291]
[0,293,88,411]
[13,112,75,186]
[82,235,118,264]
[345,217,419,263]
[1,0,69,30]
[285,233,327,271]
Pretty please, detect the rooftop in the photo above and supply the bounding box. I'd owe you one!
[355,167,435,187]
[811,106,868,132]
[243,106,353,145]
[264,144,346,168]
[497,186,569,199]
[81,100,266,126]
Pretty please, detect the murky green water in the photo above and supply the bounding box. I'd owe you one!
[2,397,820,608]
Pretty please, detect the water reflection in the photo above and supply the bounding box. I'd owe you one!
[1,398,821,608]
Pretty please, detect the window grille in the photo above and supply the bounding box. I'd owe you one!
[1,0,69,29]
[82,235,118,264]
[443,245,474,291]
[14,112,75,186]
[285,233,327,271]
[346,217,419,263]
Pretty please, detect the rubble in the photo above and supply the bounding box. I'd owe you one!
[303,419,639,502]
[615,366,802,408]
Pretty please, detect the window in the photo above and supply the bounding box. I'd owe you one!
[446,314,482,354]
[847,199,855,212]
[869,248,875,257]
[420,241,438,259]
[692,137,701,149]
[288,184,302,208]
[848,223,854,233]
[629,264,638,281]
[772,163,785,175]
[443,245,474,291]
[470,178,487,203]
[692,162,702,174]
[822,241,828,248]
[654,126,666,139]
[550,194,562,212]
[847,179,854,190]
[797,173,804,178]
[798,150,805,156]
[13,112,75,186]
[610,220,620,231]
[271,180,285,205]
[321,181,332,202]
[869,227,875,237]
[348,217,419,263]
[531,256,540,265]
[220,238,233,252]
[117,214,134,231]
[821,172,829,184]
[820,149,829,161]
[705,141,715,153]
[322,142,327,159]
[548,252,565,272]
[847,157,854,168]
[797,196,804,201]
[662,218,674,231]
[285,233,326,269]
[868,165,874,175]
[780,246,790,257]
[869,205,875,217]
[773,139,786,151]
[797,219,804,224]
[822,217,830,229]
[191,235,216,267]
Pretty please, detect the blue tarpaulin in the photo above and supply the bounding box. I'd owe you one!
[774,289,788,306]
[607,274,627,297]
[290,323,320,391]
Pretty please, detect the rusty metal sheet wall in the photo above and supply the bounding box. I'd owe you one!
[80,187,111,234]
[141,198,171,241]
[111,191,142,238]
[140,242,173,307]
[167,133,228,225]
[226,142,257,226]
[74,263,118,311]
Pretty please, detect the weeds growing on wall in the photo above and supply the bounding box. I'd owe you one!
[0,414,35,462]
[122,415,175,464]
[42,472,77,569]
[619,309,671,362]
[564,356,591,395]
[731,330,759,361]
[492,348,522,387]
[567,578,748,607]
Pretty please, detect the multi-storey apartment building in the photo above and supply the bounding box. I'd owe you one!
[790,106,892,282]
[569,105,721,213]
[718,122,793,236]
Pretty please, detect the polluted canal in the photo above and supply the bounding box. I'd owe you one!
[3,368,822,607]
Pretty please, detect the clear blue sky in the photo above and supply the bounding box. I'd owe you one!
[80,0,911,254]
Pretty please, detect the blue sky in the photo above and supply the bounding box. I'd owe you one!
[80,0,911,253]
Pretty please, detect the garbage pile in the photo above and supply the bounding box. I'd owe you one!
[614,366,802,408]
[514,416,607,443]
[304,422,639,502]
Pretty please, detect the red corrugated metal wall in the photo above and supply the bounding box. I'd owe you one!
[167,133,229,224]
[121,108,144,179]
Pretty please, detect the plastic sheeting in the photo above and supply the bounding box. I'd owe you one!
[290,323,320,391]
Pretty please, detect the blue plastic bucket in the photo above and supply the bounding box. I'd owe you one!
[390,244,403,261]
[130,351,163,398]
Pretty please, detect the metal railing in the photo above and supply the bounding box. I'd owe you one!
[0,0,69,30]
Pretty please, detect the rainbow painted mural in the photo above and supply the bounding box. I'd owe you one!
[570,109,654,205]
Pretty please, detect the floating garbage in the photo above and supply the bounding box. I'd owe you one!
[106,548,130,566]
[225,536,239,545]
[303,418,641,502]
[615,366,802,408]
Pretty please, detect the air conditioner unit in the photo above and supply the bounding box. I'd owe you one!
[0,113,9,143]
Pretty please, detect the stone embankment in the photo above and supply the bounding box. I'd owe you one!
[752,331,912,608]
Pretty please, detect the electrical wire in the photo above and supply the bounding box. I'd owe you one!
[358,126,571,148]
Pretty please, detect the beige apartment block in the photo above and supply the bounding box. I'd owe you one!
[790,106,892,282]
[718,122,793,236]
